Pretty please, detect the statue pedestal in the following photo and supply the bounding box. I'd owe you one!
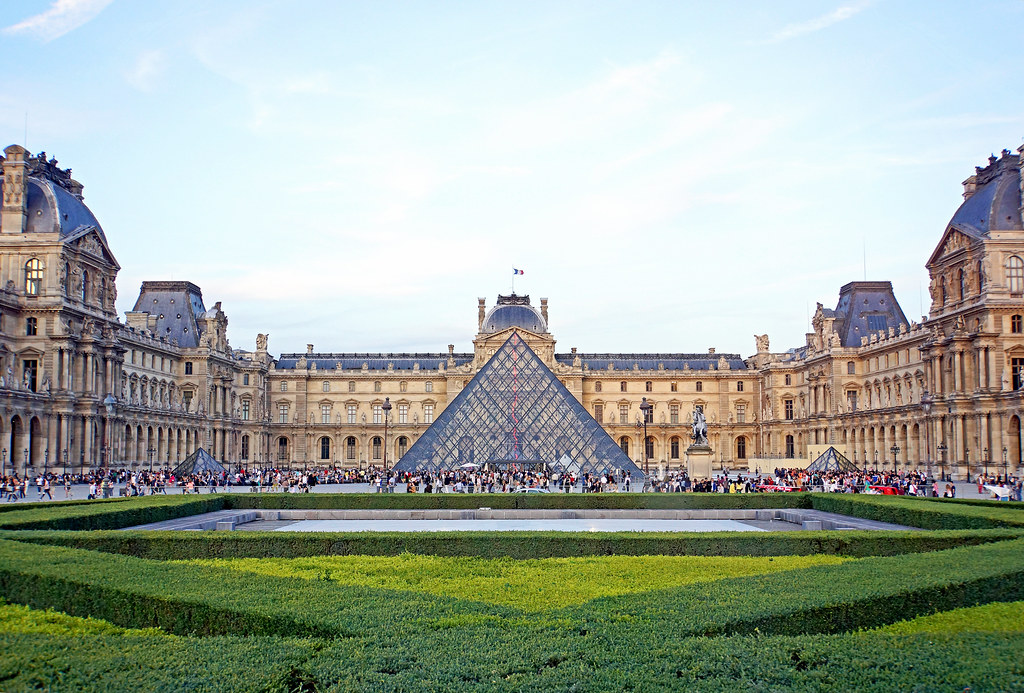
[686,445,713,480]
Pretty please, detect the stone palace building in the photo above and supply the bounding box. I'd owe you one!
[2,142,1023,479]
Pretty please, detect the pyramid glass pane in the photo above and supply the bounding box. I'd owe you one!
[805,447,860,473]
[394,332,644,478]
[171,448,226,477]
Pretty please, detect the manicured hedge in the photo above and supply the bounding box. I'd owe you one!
[810,493,1024,529]
[5,527,1021,560]
[877,599,1024,634]
[0,495,227,531]
[2,537,1023,640]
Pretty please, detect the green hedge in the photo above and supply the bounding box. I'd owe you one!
[0,495,227,531]
[2,537,1023,640]
[5,527,1021,560]
[811,493,1024,529]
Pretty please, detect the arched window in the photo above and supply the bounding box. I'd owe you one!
[372,436,382,460]
[1008,256,1024,294]
[785,435,795,459]
[619,437,629,456]
[24,258,42,296]
[345,436,356,460]
[736,436,747,459]
[320,436,331,460]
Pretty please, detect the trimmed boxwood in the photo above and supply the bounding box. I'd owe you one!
[811,493,1024,529]
[5,527,1021,560]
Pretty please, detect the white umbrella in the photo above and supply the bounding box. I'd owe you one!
[984,485,1010,498]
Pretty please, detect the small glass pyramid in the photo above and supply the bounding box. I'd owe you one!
[394,332,643,478]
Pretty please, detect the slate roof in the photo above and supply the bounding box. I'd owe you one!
[21,177,104,237]
[130,281,206,348]
[556,353,747,371]
[831,281,909,348]
[275,353,474,371]
[949,150,1022,236]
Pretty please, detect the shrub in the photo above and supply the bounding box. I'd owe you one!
[810,493,1024,529]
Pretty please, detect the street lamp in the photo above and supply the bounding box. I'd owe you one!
[102,394,117,476]
[2,448,6,478]
[874,449,878,472]
[964,448,970,483]
[382,397,392,471]
[937,443,947,482]
[983,447,989,480]
[44,448,49,477]
[921,393,932,481]
[890,444,900,474]
[1003,446,1009,483]
[62,449,68,478]
[147,447,155,474]
[639,397,652,476]
[23,448,28,474]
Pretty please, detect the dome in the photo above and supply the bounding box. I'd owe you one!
[24,178,103,237]
[948,149,1022,237]
[481,295,548,334]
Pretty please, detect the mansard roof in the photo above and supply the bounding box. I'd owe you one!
[831,281,909,348]
[556,353,747,371]
[275,353,474,371]
[480,294,548,334]
[131,281,206,348]
[949,148,1023,236]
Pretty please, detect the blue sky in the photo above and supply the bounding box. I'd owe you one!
[2,1,1023,357]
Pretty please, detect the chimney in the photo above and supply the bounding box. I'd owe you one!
[478,297,486,330]
[540,297,548,323]
[2,145,29,234]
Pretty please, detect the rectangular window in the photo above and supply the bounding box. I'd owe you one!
[847,361,856,375]
[183,390,193,412]
[241,436,249,460]
[321,404,331,424]
[374,381,381,393]
[1007,360,1024,391]
[424,404,434,423]
[241,400,250,421]
[620,381,627,392]
[243,373,250,385]
[846,391,858,412]
[184,362,193,375]
[399,404,408,424]
[619,404,629,424]
[25,317,37,336]
[346,438,356,459]
[323,381,330,392]
[645,381,652,392]
[595,381,602,393]
[594,404,603,422]
[670,438,680,459]
[736,404,746,423]
[643,404,653,424]
[348,381,356,392]
[372,404,382,424]
[280,382,288,392]
[400,381,408,393]
[670,382,677,392]
[736,381,743,392]
[23,359,38,392]
[867,314,888,332]
[278,403,289,423]
[784,399,794,420]
[425,381,433,392]
[670,404,679,424]
[696,381,703,392]
[1013,315,1023,333]
[347,404,357,424]
[784,374,791,386]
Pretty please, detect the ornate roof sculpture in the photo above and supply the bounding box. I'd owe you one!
[394,331,643,478]
[479,293,548,334]
[805,446,860,474]
[171,448,226,477]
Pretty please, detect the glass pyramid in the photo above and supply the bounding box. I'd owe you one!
[171,447,226,477]
[394,332,643,478]
[805,446,860,473]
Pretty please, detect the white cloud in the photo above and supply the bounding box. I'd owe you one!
[125,50,163,91]
[3,0,113,42]
[767,1,872,43]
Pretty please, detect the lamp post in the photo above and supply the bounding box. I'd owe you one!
[382,397,392,471]
[23,448,28,475]
[639,397,652,476]
[921,393,933,481]
[1003,446,1009,483]
[147,446,155,474]
[890,444,900,474]
[44,448,49,477]
[102,394,117,477]
[964,448,970,483]
[937,443,947,482]
[62,449,68,478]
[983,447,989,480]
[873,449,878,473]
[2,448,6,478]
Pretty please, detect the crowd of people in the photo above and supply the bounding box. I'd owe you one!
[1,464,1021,501]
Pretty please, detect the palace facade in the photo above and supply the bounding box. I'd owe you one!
[2,143,1023,479]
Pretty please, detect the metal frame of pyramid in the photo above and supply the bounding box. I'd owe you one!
[805,446,860,473]
[171,447,226,477]
[393,331,644,478]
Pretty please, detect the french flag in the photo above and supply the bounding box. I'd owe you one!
[512,267,524,275]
